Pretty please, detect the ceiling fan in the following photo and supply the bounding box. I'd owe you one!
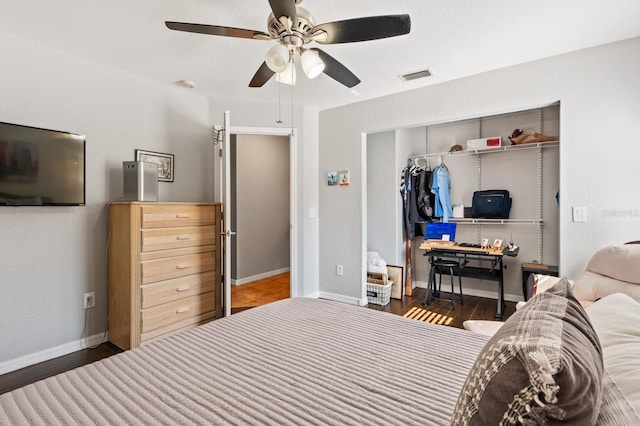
[165,0,411,88]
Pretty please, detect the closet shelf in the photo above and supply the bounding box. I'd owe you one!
[448,218,544,225]
[408,140,558,161]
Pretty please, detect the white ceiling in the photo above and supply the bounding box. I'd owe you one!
[2,0,640,110]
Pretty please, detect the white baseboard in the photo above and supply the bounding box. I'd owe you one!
[411,280,521,303]
[0,332,107,376]
[319,291,367,306]
[231,267,290,286]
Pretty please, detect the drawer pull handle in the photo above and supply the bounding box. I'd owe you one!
[176,306,190,314]
[176,263,190,269]
[176,214,190,218]
[176,285,190,292]
[176,235,190,240]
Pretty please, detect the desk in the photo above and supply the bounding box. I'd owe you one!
[419,242,516,319]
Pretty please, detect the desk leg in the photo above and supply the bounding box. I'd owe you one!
[495,259,505,319]
[425,260,436,305]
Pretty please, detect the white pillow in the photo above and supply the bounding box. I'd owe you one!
[586,293,640,418]
[587,244,640,285]
[574,270,640,304]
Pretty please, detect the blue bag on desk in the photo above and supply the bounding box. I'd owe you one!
[471,190,512,219]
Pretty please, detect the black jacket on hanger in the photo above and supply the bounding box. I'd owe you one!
[416,168,434,222]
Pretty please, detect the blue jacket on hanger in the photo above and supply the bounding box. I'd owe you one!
[431,164,453,222]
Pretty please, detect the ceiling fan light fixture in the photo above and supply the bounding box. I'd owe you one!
[275,61,296,85]
[265,44,289,73]
[301,50,325,79]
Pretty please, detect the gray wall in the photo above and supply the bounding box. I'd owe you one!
[366,132,396,263]
[320,37,640,305]
[0,30,212,370]
[231,134,290,283]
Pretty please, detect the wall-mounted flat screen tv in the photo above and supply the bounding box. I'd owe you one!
[0,121,86,206]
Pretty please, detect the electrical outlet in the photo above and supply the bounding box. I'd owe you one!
[336,264,344,276]
[83,292,95,309]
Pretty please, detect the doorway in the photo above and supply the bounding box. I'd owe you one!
[229,133,291,313]
[219,113,298,317]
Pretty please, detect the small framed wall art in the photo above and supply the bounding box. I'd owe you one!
[135,149,174,182]
[338,170,350,186]
[327,170,338,186]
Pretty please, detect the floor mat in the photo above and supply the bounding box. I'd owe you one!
[402,306,453,325]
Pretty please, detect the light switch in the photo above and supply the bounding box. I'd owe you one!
[572,206,587,223]
[308,207,316,218]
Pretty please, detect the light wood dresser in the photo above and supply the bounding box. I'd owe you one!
[108,201,223,350]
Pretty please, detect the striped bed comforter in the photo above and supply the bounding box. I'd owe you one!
[0,298,489,425]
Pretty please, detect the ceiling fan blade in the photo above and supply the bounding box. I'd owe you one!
[249,62,275,87]
[312,15,411,44]
[165,21,270,40]
[268,0,297,22]
[311,48,360,88]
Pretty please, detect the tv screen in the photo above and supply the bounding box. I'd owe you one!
[0,121,85,206]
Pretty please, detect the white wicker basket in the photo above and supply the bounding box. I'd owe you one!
[366,281,393,306]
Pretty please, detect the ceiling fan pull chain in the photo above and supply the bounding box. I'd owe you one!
[276,77,283,123]
[291,61,294,130]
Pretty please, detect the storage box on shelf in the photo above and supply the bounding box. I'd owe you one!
[466,136,502,150]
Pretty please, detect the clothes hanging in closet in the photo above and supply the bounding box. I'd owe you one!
[431,162,453,222]
[400,162,435,240]
[416,168,434,221]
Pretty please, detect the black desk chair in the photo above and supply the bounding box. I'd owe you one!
[425,258,464,310]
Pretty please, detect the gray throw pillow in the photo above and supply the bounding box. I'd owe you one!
[451,278,603,425]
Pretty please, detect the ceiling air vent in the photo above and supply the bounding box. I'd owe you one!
[399,68,432,82]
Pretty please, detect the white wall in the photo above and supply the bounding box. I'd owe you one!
[0,31,212,371]
[319,37,640,304]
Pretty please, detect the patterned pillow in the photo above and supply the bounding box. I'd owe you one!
[451,278,603,425]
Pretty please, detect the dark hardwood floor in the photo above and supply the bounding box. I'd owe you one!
[368,287,517,329]
[0,286,515,395]
[0,342,123,395]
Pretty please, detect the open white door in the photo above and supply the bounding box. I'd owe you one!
[222,110,234,317]
[219,110,297,317]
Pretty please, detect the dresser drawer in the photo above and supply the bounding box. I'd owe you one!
[141,226,216,252]
[141,252,216,284]
[140,292,215,334]
[141,205,215,229]
[140,312,217,344]
[141,272,216,309]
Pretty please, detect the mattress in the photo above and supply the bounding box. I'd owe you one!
[0,298,489,425]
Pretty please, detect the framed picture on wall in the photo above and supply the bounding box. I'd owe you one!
[338,170,350,186]
[135,149,174,182]
[327,170,338,186]
[387,265,404,299]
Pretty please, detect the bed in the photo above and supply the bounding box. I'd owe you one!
[0,298,489,425]
[2,272,640,425]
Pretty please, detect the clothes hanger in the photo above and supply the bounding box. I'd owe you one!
[415,157,428,170]
[438,155,448,170]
